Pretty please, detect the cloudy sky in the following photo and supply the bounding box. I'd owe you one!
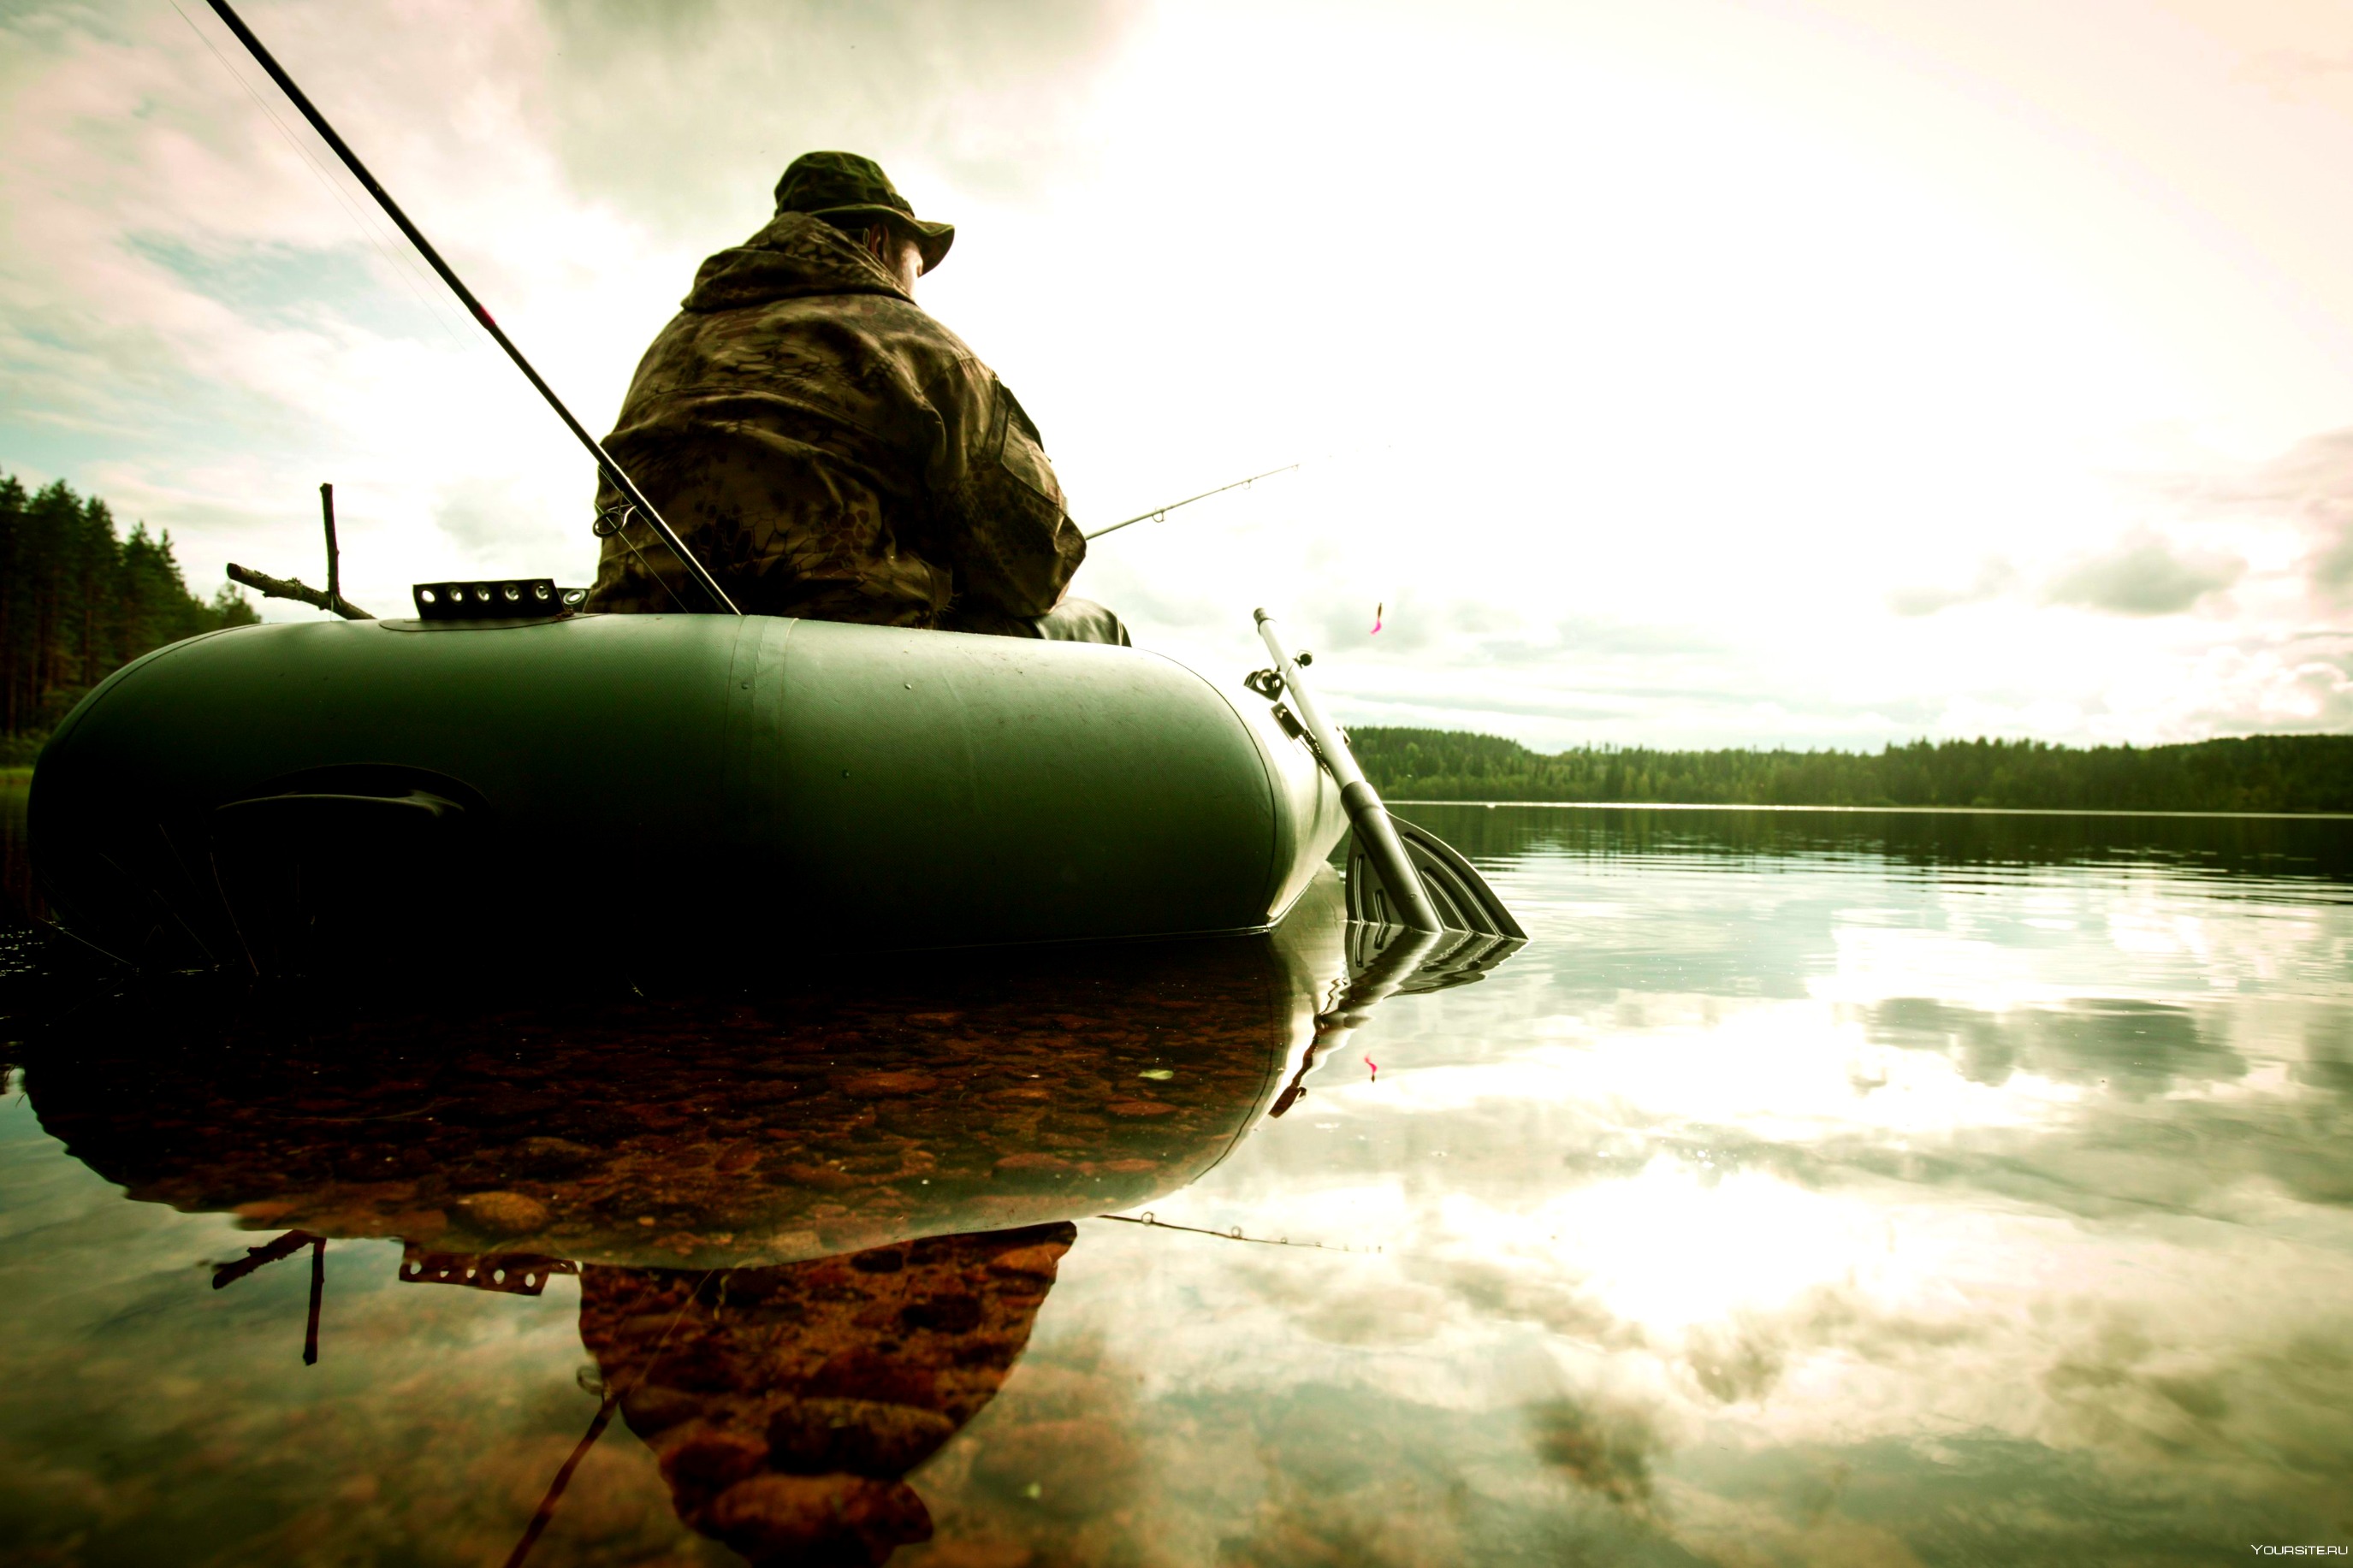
[3,0,2350,748]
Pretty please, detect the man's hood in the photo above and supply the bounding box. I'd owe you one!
[680,211,912,312]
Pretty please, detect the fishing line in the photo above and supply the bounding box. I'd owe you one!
[1095,1211,1384,1254]
[1084,463,1301,541]
[165,0,474,351]
[502,1265,720,1568]
[1085,440,1401,544]
[593,504,690,612]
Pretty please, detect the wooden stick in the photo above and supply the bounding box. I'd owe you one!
[227,562,375,620]
[211,1228,320,1289]
[303,1236,325,1366]
[321,483,341,606]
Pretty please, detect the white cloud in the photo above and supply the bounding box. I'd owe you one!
[1888,557,2021,618]
[2042,530,2244,617]
[4,0,2352,740]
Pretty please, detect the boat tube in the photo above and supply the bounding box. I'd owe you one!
[30,611,1348,971]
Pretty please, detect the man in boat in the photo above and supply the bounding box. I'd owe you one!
[585,151,1128,643]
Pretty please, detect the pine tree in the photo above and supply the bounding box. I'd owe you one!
[1,470,258,746]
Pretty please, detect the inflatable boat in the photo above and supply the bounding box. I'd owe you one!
[28,3,1523,974]
[29,609,1353,970]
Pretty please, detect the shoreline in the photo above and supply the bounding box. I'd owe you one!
[1386,799,2353,821]
[2,771,2345,820]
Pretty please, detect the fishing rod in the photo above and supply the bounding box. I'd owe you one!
[1084,464,1300,541]
[201,0,740,616]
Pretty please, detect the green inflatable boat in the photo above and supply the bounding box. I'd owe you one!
[30,611,1354,970]
[30,6,1525,975]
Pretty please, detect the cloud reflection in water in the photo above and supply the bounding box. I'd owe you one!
[1,805,2350,1562]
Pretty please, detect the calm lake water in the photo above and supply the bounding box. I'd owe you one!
[3,793,2350,1565]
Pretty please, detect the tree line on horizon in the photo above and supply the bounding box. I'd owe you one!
[1351,727,2353,814]
[3,470,256,758]
[3,471,2345,810]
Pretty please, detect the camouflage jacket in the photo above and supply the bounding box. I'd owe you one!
[584,212,1084,629]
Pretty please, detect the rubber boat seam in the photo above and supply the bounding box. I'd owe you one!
[721,614,797,863]
[944,630,981,849]
[1138,648,1288,922]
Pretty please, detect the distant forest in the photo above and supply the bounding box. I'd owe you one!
[3,467,2345,814]
[3,470,256,760]
[1352,728,2353,814]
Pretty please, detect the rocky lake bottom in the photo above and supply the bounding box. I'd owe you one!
[2,796,2349,1565]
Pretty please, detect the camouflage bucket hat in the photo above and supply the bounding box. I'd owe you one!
[773,151,954,274]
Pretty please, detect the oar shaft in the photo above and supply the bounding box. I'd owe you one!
[1254,609,1441,932]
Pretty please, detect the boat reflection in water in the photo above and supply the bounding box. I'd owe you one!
[23,872,1515,1565]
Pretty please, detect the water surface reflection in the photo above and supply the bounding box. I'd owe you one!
[6,885,1374,1563]
[2,800,2350,1563]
